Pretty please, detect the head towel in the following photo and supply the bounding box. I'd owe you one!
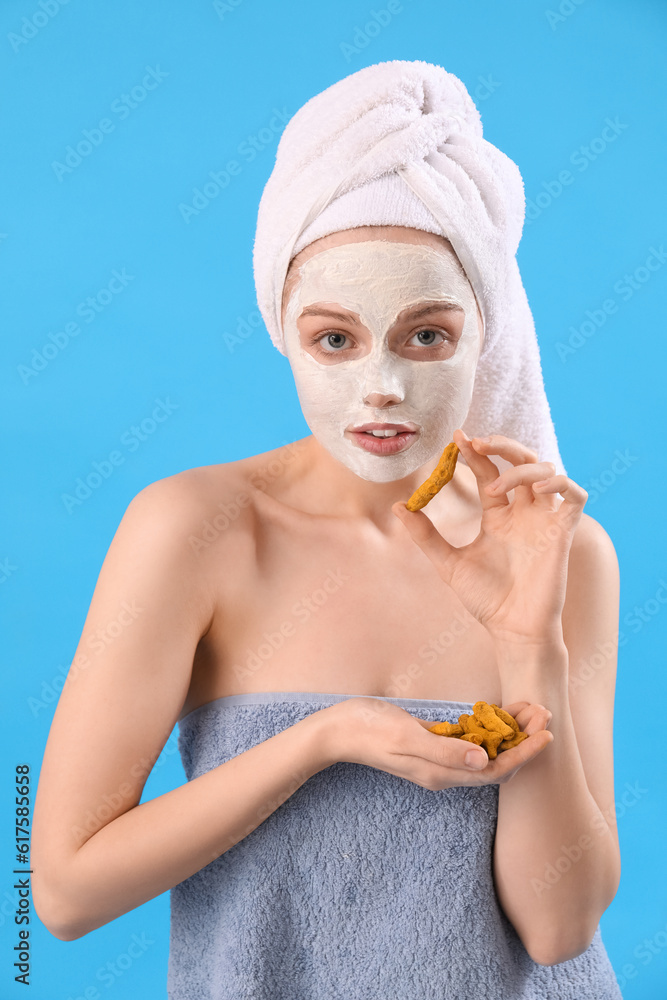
[252,59,566,476]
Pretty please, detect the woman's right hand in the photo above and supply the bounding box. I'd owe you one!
[320,697,554,790]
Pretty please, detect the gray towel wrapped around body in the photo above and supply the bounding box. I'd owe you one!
[167,692,622,1000]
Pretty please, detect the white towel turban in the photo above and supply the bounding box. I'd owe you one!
[252,59,566,477]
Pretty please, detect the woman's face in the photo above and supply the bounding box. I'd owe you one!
[281,229,483,483]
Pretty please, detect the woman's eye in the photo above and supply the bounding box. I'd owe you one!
[317,331,350,352]
[408,328,446,347]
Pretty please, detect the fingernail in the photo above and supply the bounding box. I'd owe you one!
[465,750,487,769]
[476,436,491,443]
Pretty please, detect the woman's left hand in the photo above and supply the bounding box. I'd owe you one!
[392,429,588,646]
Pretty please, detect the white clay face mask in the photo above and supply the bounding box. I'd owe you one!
[282,240,482,483]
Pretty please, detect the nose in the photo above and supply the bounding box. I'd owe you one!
[360,348,405,407]
[364,389,402,408]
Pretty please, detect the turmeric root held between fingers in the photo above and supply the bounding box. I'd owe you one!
[405,441,460,511]
[428,702,529,760]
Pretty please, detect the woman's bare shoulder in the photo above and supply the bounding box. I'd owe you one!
[569,510,619,567]
[124,439,309,545]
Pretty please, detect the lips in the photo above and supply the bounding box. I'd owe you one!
[349,421,419,434]
[346,421,419,455]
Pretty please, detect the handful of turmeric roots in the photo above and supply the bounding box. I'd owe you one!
[428,701,529,760]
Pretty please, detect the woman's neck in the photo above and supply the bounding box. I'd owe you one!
[273,435,477,534]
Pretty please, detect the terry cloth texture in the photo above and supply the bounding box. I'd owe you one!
[252,59,567,477]
[167,692,622,1000]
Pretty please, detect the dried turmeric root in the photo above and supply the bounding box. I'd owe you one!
[428,720,464,737]
[490,704,520,734]
[427,701,529,759]
[499,731,529,751]
[489,702,529,750]
[473,701,515,740]
[405,442,460,511]
[459,733,484,747]
[460,715,504,759]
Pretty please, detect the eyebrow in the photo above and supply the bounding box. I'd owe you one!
[299,302,464,324]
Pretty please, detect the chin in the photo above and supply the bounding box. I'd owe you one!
[310,429,445,484]
[351,468,414,484]
[336,446,429,484]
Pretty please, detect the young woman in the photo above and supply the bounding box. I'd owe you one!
[32,62,622,999]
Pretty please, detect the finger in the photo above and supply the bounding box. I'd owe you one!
[492,729,554,776]
[413,720,489,770]
[512,702,553,733]
[521,705,553,735]
[469,433,540,467]
[500,701,531,717]
[452,429,508,511]
[391,502,460,583]
[533,476,589,529]
[485,461,558,507]
[470,433,540,504]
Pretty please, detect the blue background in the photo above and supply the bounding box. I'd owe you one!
[2,0,666,996]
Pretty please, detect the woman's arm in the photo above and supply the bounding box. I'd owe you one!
[392,430,622,967]
[31,475,333,941]
[492,513,621,966]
